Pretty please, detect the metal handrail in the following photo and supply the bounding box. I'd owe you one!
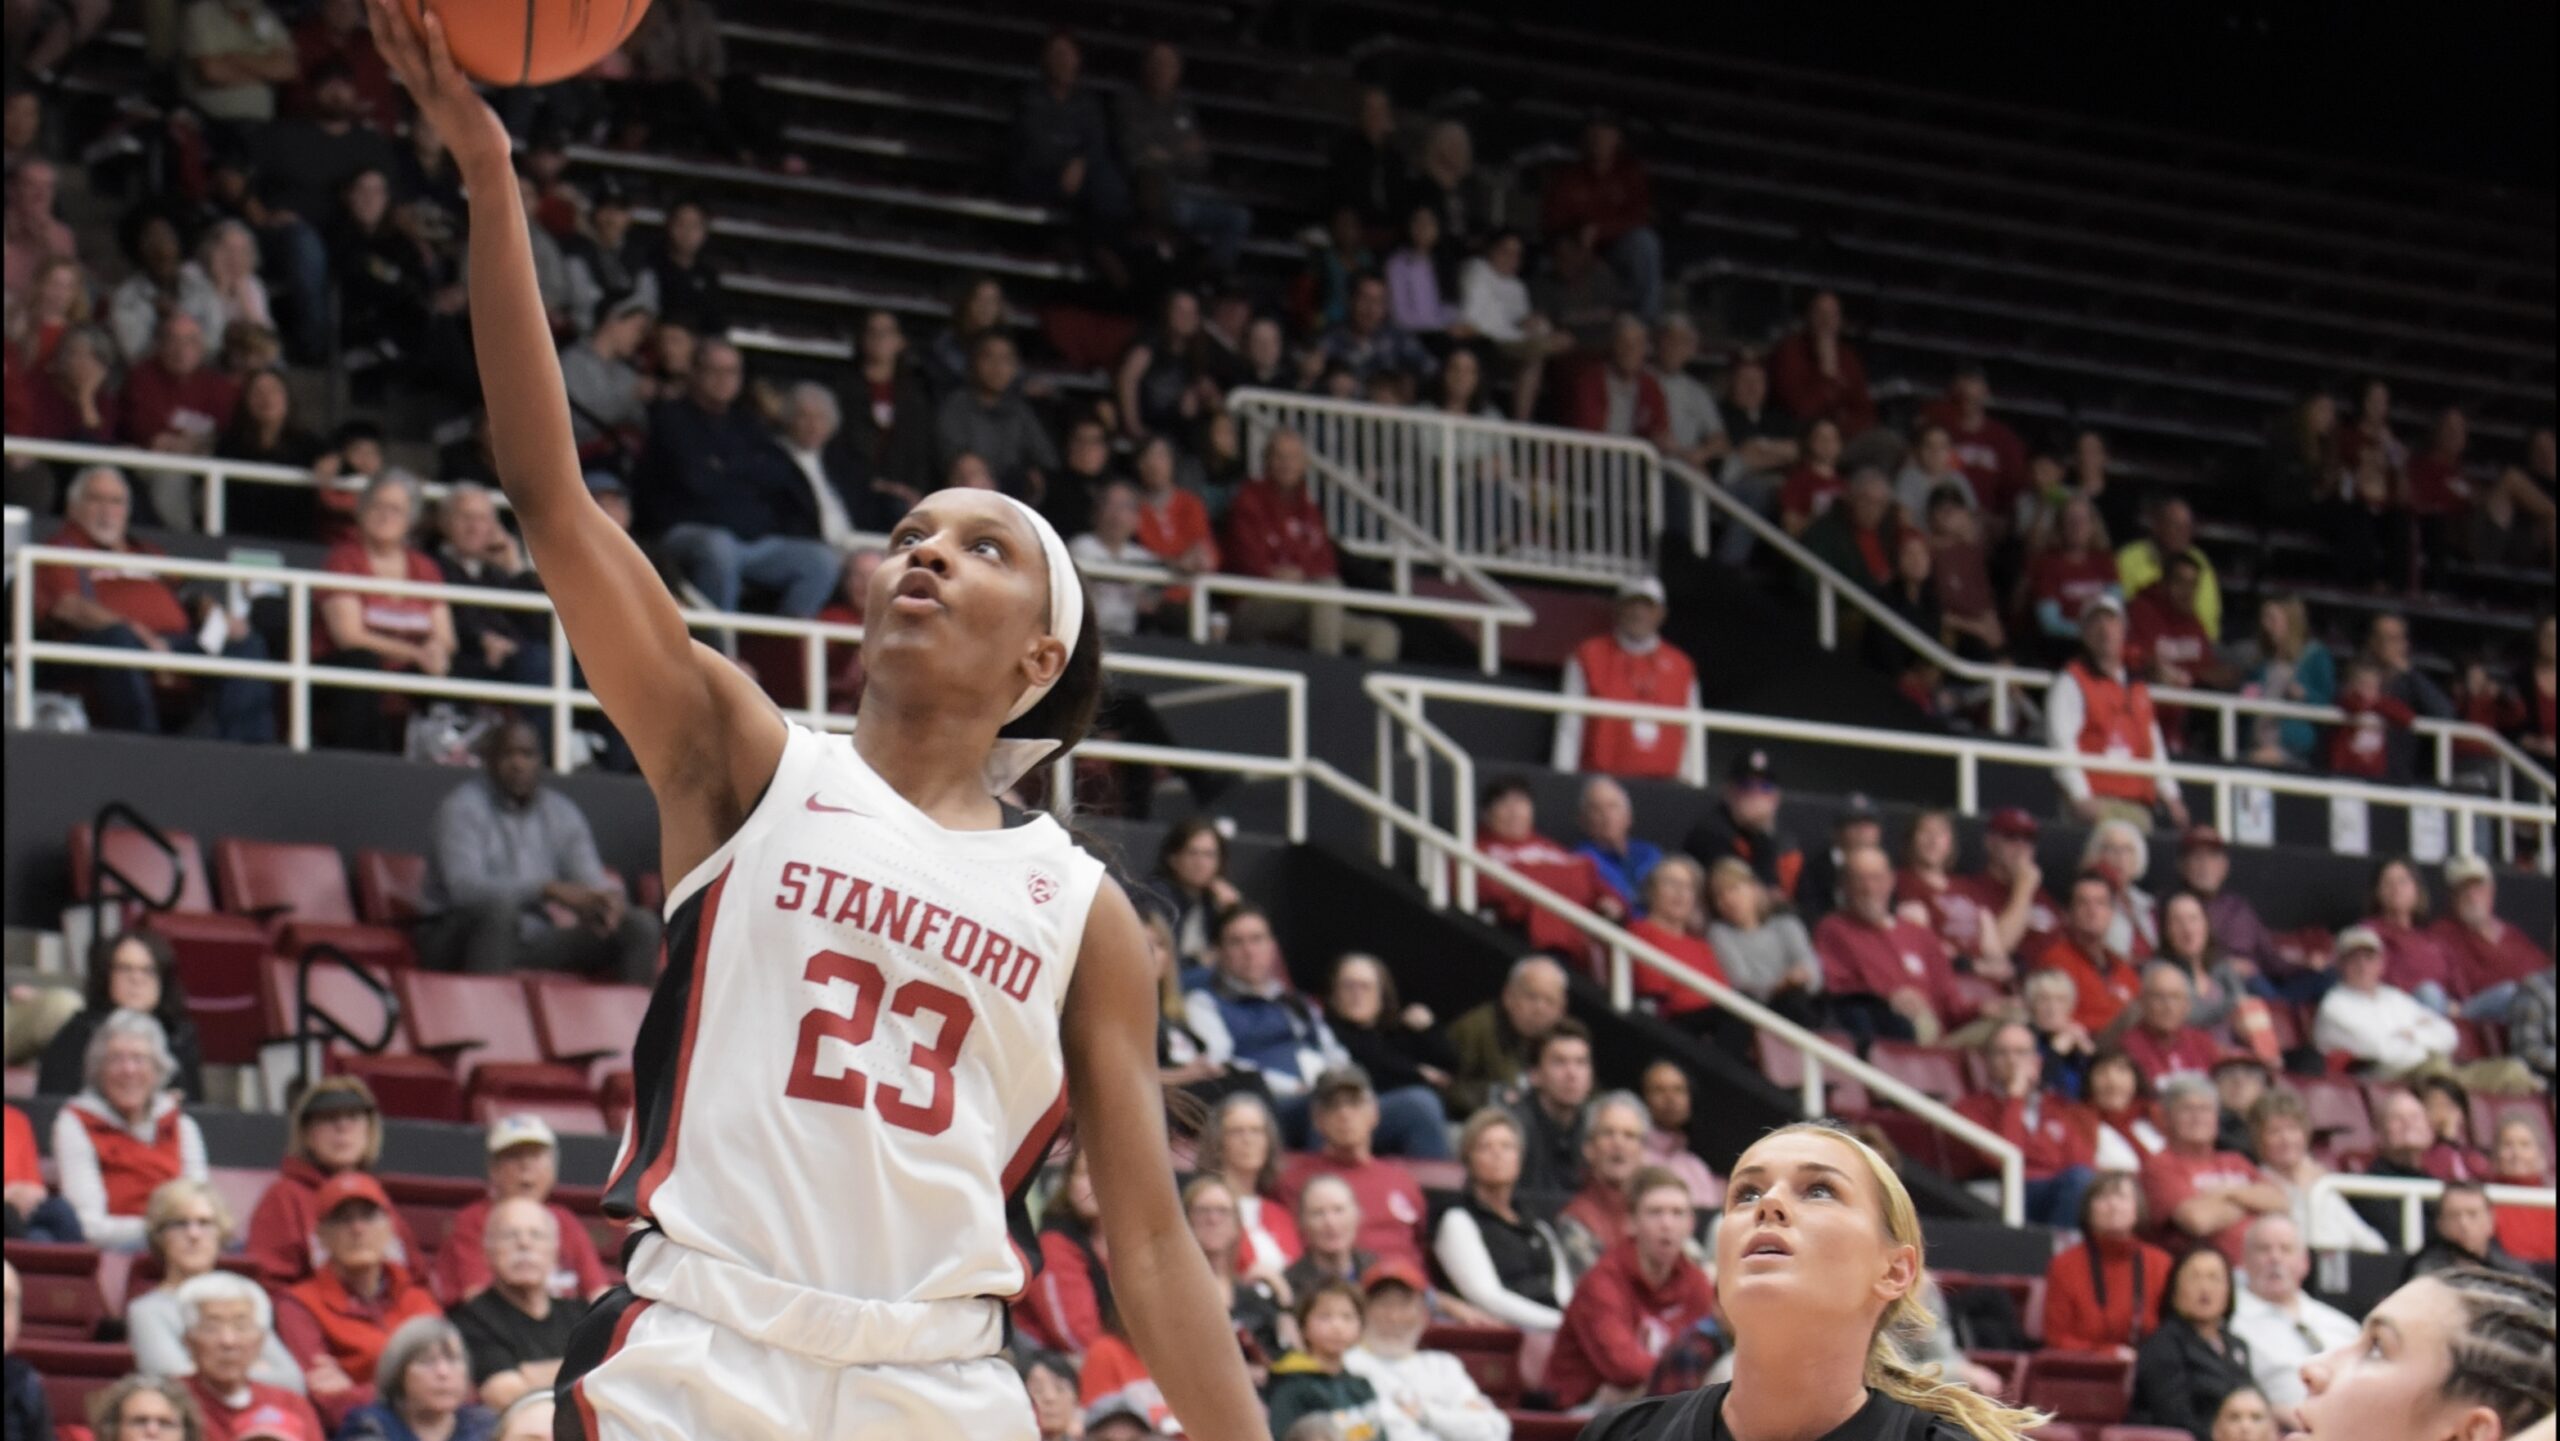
[5,437,507,533]
[289,941,403,1100]
[2307,1173,2558,1253]
[1297,756,2029,1225]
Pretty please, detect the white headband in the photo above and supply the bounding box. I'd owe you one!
[982,494,1085,796]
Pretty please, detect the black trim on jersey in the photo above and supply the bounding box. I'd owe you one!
[552,1284,646,1441]
[602,882,713,1222]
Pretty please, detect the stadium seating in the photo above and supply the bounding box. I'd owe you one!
[13,1337,134,1428]
[260,953,463,1121]
[1,1242,107,1340]
[213,837,417,969]
[353,847,431,929]
[397,972,598,1110]
[2022,1351,2134,1427]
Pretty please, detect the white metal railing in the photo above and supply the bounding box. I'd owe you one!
[6,436,1529,675]
[1364,673,2558,922]
[7,547,1313,839]
[1295,754,2029,1224]
[2308,1173,2558,1253]
[1231,388,1663,585]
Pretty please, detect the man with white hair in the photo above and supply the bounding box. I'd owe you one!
[432,481,549,689]
[428,1115,611,1304]
[1651,314,1727,474]
[2226,1214,2357,1427]
[774,380,868,548]
[1446,955,1569,1114]
[448,1195,590,1409]
[31,464,275,740]
[177,1271,328,1441]
[2140,1074,2285,1261]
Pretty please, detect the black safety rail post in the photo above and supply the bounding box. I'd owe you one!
[88,800,184,948]
[288,941,402,1104]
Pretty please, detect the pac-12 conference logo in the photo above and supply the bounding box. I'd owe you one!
[1026,868,1061,905]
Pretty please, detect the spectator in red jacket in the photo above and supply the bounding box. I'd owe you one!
[2141,1076,2286,1263]
[2432,854,2551,1022]
[272,1172,442,1425]
[1552,574,1701,780]
[1894,808,2009,979]
[245,1078,424,1287]
[2030,870,2143,1036]
[1476,774,1625,960]
[119,310,239,530]
[1023,1147,1110,1356]
[1919,364,2029,532]
[1767,290,1875,437]
[1816,846,1970,1046]
[31,464,275,741]
[49,1011,208,1252]
[1544,1167,1715,1409]
[2329,657,2417,782]
[2042,1172,2172,1354]
[1567,313,1669,445]
[1541,112,1661,323]
[1777,416,1845,537]
[1222,427,1398,659]
[2121,963,2222,1089]
[425,1116,610,1306]
[1962,807,2061,964]
[2126,552,2225,740]
[1625,857,1725,1026]
[1955,1023,2098,1227]
[1279,1067,1432,1274]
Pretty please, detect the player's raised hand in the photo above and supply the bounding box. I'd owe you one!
[368,0,511,175]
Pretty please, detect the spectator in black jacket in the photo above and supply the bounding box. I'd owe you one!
[2130,1245,2256,1440]
[646,196,722,330]
[1322,954,1457,1115]
[1325,86,1408,230]
[1008,32,1126,228]
[834,309,933,516]
[2402,1182,2542,1285]
[38,931,207,1102]
[432,482,548,693]
[1681,747,1806,907]
[637,338,838,616]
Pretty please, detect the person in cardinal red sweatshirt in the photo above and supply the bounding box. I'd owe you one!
[2328,658,2417,781]
[1953,1023,2099,1228]
[1221,427,1399,660]
[1544,1168,1716,1409]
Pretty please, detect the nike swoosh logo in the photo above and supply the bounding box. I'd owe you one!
[804,794,869,816]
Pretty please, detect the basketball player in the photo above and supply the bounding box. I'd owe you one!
[368,4,1270,1437]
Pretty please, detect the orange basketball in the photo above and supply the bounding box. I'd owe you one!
[403,0,654,88]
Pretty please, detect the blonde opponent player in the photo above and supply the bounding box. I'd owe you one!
[367,4,1268,1437]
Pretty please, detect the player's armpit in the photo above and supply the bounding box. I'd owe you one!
[1063,879,1272,1441]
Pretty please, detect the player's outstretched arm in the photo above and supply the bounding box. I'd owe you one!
[1064,880,1271,1441]
[370,0,781,872]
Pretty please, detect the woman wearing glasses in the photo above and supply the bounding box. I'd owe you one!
[125,1178,305,1393]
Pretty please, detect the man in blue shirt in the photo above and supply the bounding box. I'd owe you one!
[1574,776,1661,915]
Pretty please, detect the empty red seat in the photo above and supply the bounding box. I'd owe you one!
[214,838,414,966]
[528,979,652,1087]
[262,955,462,1122]
[1966,1348,2030,1399]
[2,1242,105,1339]
[2023,1350,2133,1425]
[12,1337,133,1426]
[382,1173,488,1261]
[2261,1001,2307,1054]
[1421,1324,1524,1407]
[2028,1426,2088,1441]
[68,822,216,915]
[2295,1076,2377,1156]
[204,1167,277,1234]
[1867,1041,1972,1107]
[399,972,592,1106]
[354,849,430,928]
[1756,1034,1873,1116]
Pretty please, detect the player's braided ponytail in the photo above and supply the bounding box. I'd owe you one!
[2430,1265,2556,1432]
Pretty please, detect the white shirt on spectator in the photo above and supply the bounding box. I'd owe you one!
[1656,370,1725,454]
[1458,259,1532,343]
[2231,1286,2359,1416]
[781,442,856,549]
[1067,532,1154,638]
[1346,1343,1513,1441]
[2268,1166,2390,1254]
[2313,982,2456,1073]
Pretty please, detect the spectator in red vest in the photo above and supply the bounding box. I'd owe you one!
[1553,574,1701,780]
[2031,870,2144,1037]
[1476,775,1626,959]
[2047,592,2189,830]
[1555,1091,1654,1281]
[245,1078,425,1286]
[1682,747,1805,903]
[1919,364,2028,532]
[426,1116,610,1306]
[49,1010,208,1251]
[2023,494,2120,654]
[175,1271,328,1441]
[4,1102,81,1241]
[2433,854,2551,1022]
[1776,416,1844,538]
[1954,1023,2099,1228]
[2329,658,2416,782]
[1542,113,1662,323]
[1816,846,1970,1047]
[1223,427,1399,660]
[2141,1076,2286,1263]
[1567,313,1669,445]
[31,465,276,742]
[1766,290,1875,437]
[119,309,239,530]
[273,1171,443,1423]
[1545,1167,1715,1409]
[2121,963,2222,1090]
[2042,1171,2171,1355]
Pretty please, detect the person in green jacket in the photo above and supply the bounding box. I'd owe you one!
[1264,1280,1391,1441]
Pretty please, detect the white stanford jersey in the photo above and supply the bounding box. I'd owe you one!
[604,723,1105,1314]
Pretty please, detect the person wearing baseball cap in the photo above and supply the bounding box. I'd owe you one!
[1553,570,1702,781]
[2316,925,2543,1098]
[2172,826,2301,998]
[1958,806,2062,961]
[245,1078,425,1288]
[271,1170,443,1425]
[1681,747,1805,903]
[428,1114,610,1306]
[2430,853,2550,1024]
[2046,579,2189,833]
[1795,791,1883,927]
